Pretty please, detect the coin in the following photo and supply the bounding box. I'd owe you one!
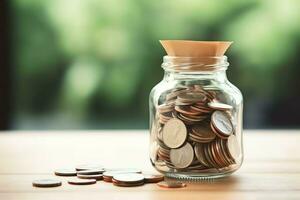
[77,174,103,180]
[157,181,186,188]
[190,124,216,143]
[75,164,103,171]
[143,174,164,183]
[32,179,62,187]
[227,135,240,161]
[113,173,144,183]
[211,111,233,137]
[170,142,194,169]
[102,169,141,182]
[208,101,233,110]
[54,169,77,176]
[68,178,97,185]
[194,144,210,167]
[162,118,187,148]
[77,168,105,175]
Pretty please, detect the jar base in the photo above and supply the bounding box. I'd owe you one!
[163,170,235,181]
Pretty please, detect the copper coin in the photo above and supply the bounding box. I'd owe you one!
[162,118,187,148]
[143,174,164,183]
[68,178,97,185]
[112,179,144,187]
[77,169,105,175]
[54,169,77,176]
[211,111,233,137]
[157,181,186,188]
[170,142,194,169]
[32,179,62,187]
[75,164,103,171]
[77,174,103,180]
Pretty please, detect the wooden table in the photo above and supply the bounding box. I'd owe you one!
[0,130,299,200]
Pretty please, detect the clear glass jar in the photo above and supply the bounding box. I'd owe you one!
[149,56,243,180]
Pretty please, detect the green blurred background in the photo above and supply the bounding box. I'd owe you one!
[5,0,300,129]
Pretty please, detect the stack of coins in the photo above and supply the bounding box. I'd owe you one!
[153,84,240,172]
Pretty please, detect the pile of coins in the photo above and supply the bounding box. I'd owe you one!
[152,84,240,173]
[32,164,185,188]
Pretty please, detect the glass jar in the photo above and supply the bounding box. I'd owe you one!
[149,56,243,180]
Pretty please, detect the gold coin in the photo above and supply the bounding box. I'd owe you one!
[170,142,194,169]
[157,181,186,188]
[162,118,187,148]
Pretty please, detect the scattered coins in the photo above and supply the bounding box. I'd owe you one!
[157,181,186,188]
[32,179,62,188]
[153,84,240,172]
[68,178,97,185]
[54,169,77,176]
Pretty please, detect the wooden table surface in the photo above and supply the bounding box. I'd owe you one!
[0,130,299,200]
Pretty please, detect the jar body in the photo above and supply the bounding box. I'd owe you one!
[149,69,243,180]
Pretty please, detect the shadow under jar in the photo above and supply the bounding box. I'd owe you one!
[149,56,243,180]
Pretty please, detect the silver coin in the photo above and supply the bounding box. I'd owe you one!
[54,169,77,176]
[113,173,144,183]
[77,168,104,175]
[208,101,233,110]
[68,178,97,185]
[211,111,233,136]
[170,143,194,169]
[162,118,187,148]
[32,179,62,187]
[77,174,103,180]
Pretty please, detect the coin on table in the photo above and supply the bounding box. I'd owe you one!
[54,169,77,176]
[77,174,103,181]
[32,179,62,188]
[162,118,187,148]
[113,173,144,183]
[157,181,186,188]
[112,173,145,187]
[75,164,103,171]
[211,111,233,137]
[103,170,141,182]
[77,168,105,175]
[227,135,240,161]
[208,101,233,110]
[68,178,97,185]
[170,142,194,169]
[143,174,164,183]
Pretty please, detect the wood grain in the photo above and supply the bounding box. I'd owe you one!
[0,130,299,200]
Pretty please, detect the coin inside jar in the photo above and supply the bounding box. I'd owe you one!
[170,142,194,169]
[162,118,187,149]
[208,101,233,110]
[227,135,240,161]
[211,111,233,137]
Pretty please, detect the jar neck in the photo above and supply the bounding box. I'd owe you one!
[162,56,229,82]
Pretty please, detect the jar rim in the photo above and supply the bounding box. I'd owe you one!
[162,56,229,72]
